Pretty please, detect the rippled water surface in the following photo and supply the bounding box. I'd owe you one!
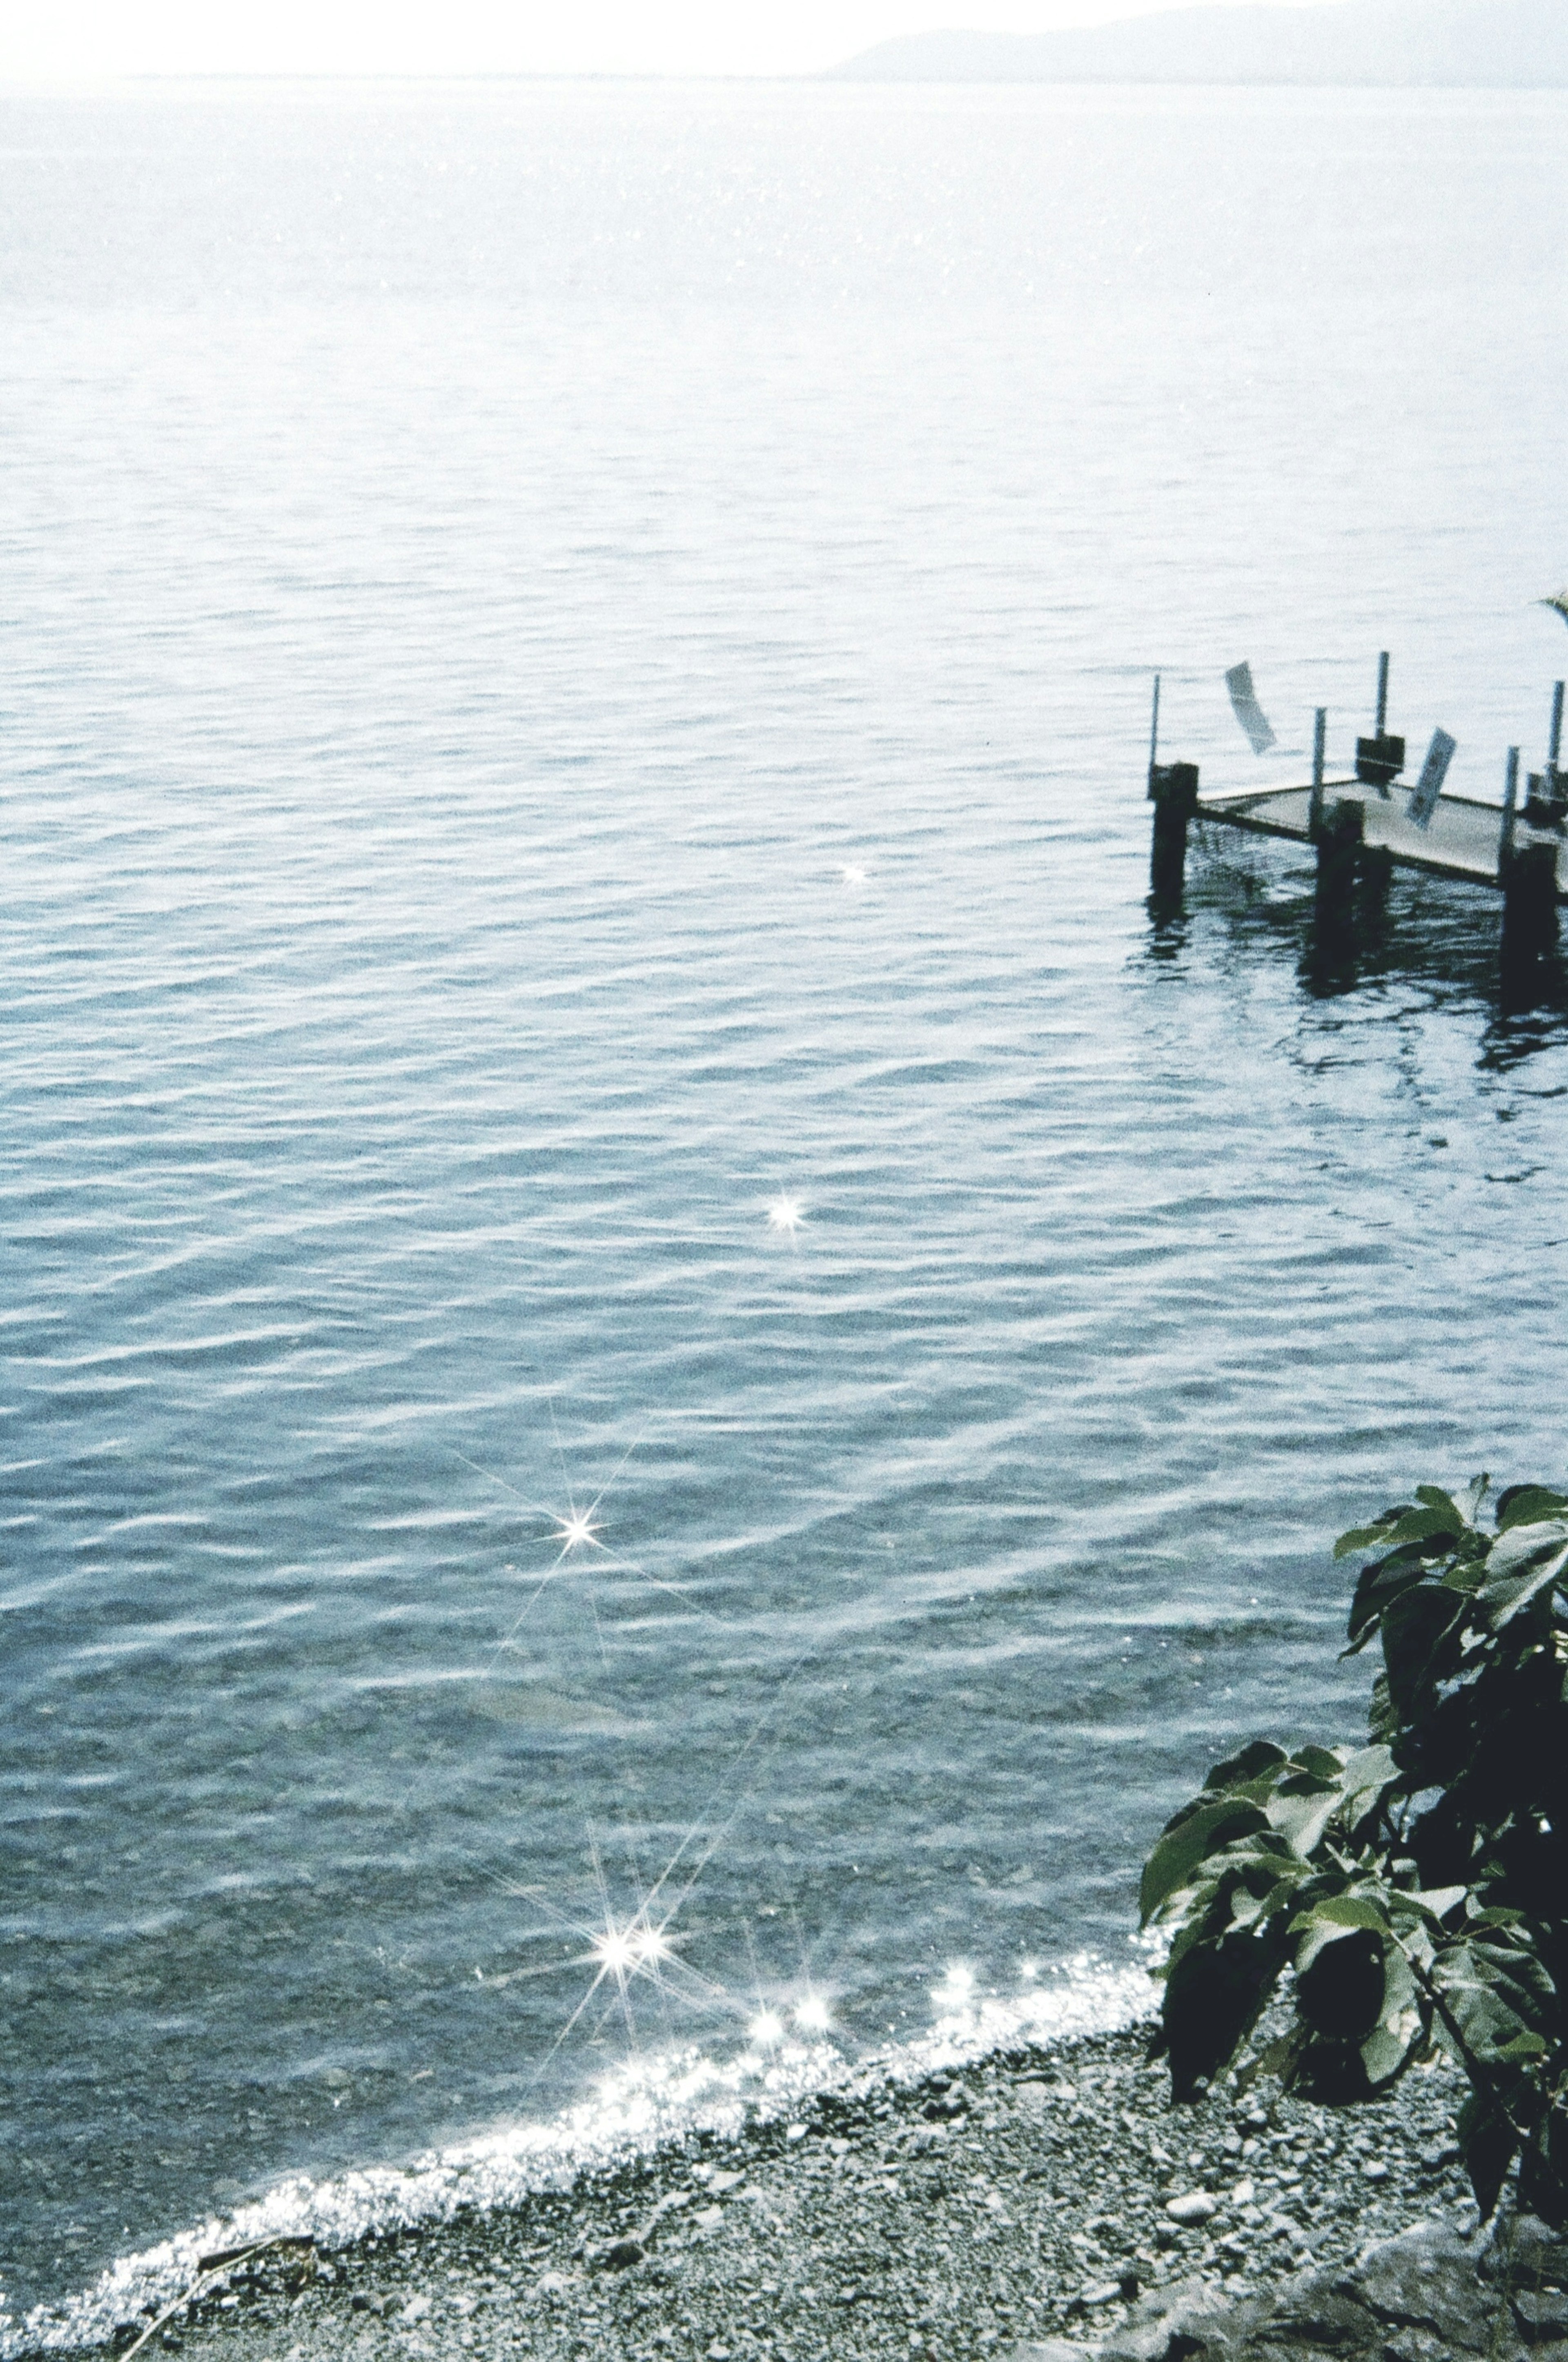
[4,74,1568,2342]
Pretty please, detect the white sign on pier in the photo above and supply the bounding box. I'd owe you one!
[1408,727,1457,830]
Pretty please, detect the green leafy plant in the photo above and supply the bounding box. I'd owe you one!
[1141,1478,1568,2225]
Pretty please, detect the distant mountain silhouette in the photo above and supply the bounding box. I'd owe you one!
[831,0,1568,85]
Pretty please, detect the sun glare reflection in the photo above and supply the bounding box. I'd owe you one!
[766,1194,805,1235]
[552,1507,602,1552]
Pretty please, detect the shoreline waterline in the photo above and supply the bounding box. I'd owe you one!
[14,1986,1474,2362]
[4,1956,1156,2359]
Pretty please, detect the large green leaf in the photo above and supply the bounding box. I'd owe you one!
[1496,1487,1568,1534]
[1292,1744,1347,1779]
[1159,1921,1292,2101]
[1201,1739,1289,1793]
[1334,1513,1403,1562]
[1344,1555,1431,1652]
[1480,1516,1568,1579]
[1379,1583,1465,1719]
[1477,1523,1568,1626]
[1291,1894,1390,1975]
[1435,1930,1557,2072]
[1139,1798,1268,1925]
[1268,1780,1343,1861]
[1381,1504,1466,1552]
[1339,1743,1399,1815]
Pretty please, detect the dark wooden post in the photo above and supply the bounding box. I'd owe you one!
[1501,839,1559,963]
[1360,835,1394,906]
[1149,760,1199,897]
[1315,796,1364,931]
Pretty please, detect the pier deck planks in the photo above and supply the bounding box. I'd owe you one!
[1196,780,1567,899]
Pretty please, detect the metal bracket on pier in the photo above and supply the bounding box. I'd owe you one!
[1525,681,1566,832]
[1308,708,1327,838]
[1354,651,1404,793]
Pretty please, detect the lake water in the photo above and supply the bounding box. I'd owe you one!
[4,72,1568,2349]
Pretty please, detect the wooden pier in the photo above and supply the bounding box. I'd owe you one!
[1147,659,1566,965]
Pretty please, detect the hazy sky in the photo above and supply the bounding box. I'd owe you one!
[8,0,1352,83]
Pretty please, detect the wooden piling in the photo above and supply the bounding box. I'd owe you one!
[1149,759,1200,897]
[1376,651,1390,737]
[1552,681,1565,783]
[1501,839,1559,963]
[1315,796,1364,928]
[1360,837,1394,906]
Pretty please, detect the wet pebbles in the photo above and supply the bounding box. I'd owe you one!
[106,2026,1477,2362]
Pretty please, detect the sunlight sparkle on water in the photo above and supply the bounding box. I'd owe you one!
[588,1910,671,1992]
[794,1993,831,2033]
[552,1507,602,1552]
[766,1195,805,1235]
[592,1926,639,1977]
[749,2009,784,2046]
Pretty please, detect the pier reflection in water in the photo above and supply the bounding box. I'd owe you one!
[1156,828,1568,1040]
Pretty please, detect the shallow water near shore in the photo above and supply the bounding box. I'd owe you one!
[4,71,1568,2349]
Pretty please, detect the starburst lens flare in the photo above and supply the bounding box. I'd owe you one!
[766,1194,805,1235]
[749,2008,784,2046]
[794,1994,831,2033]
[553,1508,602,1552]
[593,1927,639,1977]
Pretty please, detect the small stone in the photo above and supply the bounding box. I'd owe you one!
[694,2206,724,2230]
[706,2346,732,2361]
[1361,2159,1389,2181]
[784,2124,806,2142]
[1165,2192,1218,2225]
[1515,2288,1568,2340]
[1232,2178,1254,2205]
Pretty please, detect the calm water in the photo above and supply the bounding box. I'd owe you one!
[4,73,1568,2345]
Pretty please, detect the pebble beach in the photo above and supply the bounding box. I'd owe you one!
[94,2025,1478,2362]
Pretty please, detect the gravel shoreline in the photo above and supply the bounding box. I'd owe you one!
[80,2023,1479,2362]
